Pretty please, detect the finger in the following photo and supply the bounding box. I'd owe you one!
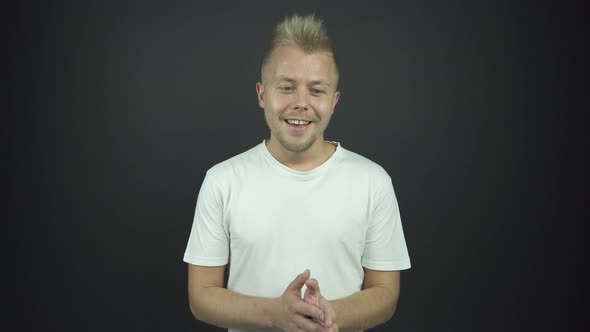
[288,269,311,291]
[305,278,320,293]
[303,279,321,305]
[308,315,326,327]
[293,314,325,332]
[294,301,325,322]
[304,292,321,307]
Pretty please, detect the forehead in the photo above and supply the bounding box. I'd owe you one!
[265,46,337,83]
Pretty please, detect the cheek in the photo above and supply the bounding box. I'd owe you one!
[311,100,334,117]
[268,96,290,112]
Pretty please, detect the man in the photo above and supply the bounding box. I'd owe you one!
[183,14,411,332]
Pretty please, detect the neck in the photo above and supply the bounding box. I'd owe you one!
[265,138,336,172]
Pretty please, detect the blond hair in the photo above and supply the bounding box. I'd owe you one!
[261,14,338,82]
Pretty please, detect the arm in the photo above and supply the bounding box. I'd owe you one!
[305,268,401,331]
[188,264,326,331]
[331,269,400,330]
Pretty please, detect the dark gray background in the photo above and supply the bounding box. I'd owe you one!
[9,0,585,331]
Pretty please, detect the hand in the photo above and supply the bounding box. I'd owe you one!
[275,270,326,332]
[304,278,338,332]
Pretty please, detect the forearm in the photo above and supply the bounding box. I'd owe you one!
[330,286,398,331]
[189,286,278,329]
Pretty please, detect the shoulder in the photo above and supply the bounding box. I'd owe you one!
[205,142,265,180]
[337,144,392,183]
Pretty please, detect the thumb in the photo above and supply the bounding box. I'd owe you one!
[288,269,311,291]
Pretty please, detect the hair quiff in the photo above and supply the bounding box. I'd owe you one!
[261,14,339,82]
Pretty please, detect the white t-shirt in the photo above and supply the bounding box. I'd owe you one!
[183,141,411,330]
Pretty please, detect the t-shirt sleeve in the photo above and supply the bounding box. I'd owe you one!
[361,175,411,271]
[183,169,230,266]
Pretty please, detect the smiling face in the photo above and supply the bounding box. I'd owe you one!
[256,46,340,154]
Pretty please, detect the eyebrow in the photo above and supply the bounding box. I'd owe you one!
[273,75,331,87]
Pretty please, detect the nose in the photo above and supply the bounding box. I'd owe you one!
[293,88,309,111]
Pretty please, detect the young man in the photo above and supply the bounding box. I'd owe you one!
[183,14,411,332]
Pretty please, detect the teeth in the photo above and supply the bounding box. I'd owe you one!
[286,119,311,125]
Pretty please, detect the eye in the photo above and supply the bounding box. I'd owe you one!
[310,88,325,96]
[278,85,294,93]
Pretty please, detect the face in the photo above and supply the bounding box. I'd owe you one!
[256,46,340,153]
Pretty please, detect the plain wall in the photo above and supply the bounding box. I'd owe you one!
[9,0,585,331]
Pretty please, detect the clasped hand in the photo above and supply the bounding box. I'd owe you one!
[276,269,338,332]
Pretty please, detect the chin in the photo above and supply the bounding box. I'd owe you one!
[279,137,317,153]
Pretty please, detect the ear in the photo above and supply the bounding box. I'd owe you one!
[256,82,265,109]
[331,91,340,115]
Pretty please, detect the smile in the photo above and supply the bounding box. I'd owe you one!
[285,119,311,125]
